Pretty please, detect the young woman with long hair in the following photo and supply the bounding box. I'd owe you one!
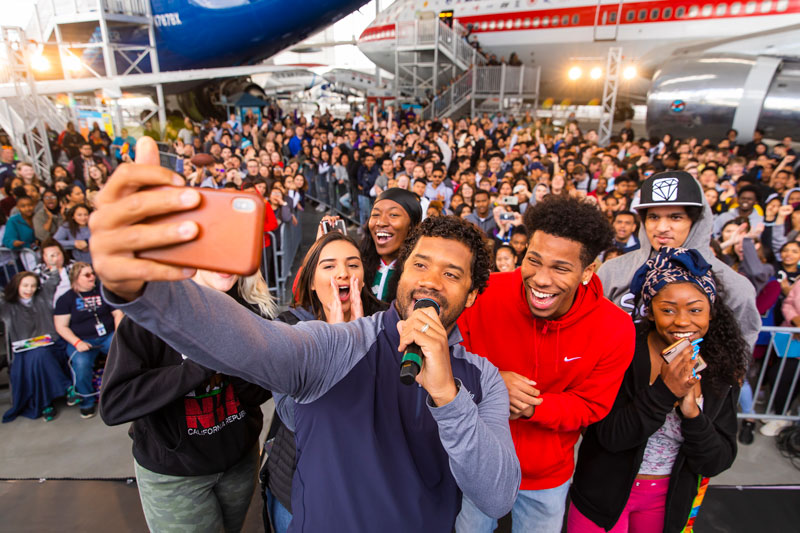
[54,204,92,263]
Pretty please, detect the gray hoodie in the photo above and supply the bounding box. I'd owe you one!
[597,194,761,350]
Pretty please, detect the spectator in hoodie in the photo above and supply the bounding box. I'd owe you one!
[89,143,520,532]
[262,231,386,533]
[598,171,760,351]
[455,195,634,533]
[100,270,276,533]
[569,247,746,533]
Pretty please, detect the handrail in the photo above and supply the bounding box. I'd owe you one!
[739,326,800,421]
[30,0,149,42]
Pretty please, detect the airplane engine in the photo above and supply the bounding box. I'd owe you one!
[646,54,800,143]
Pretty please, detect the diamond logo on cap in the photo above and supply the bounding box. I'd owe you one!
[652,177,678,202]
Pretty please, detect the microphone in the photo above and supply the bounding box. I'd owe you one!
[399,298,441,386]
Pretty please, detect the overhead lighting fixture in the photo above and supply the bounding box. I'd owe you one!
[63,53,82,72]
[623,66,637,80]
[590,67,602,80]
[568,66,582,80]
[30,52,50,72]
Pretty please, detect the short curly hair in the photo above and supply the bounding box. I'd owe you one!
[394,215,492,294]
[523,195,613,267]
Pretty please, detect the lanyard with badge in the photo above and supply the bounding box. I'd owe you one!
[78,289,107,337]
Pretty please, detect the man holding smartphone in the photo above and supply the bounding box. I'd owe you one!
[88,138,520,533]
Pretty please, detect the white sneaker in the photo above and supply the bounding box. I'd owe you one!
[315,204,327,212]
[759,419,792,437]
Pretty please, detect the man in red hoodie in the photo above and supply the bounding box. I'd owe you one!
[456,195,635,532]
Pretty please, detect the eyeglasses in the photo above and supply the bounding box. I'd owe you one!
[81,272,95,278]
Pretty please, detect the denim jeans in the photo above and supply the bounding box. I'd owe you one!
[66,332,113,408]
[455,480,570,533]
[266,486,293,533]
[357,194,372,226]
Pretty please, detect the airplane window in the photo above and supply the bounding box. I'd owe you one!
[760,0,772,12]
[688,5,699,16]
[715,4,727,15]
[777,0,789,11]
[609,11,617,22]
[515,18,522,28]
[523,18,531,27]
[638,8,647,20]
[676,6,686,17]
[498,20,505,29]
[552,15,559,26]
[731,1,742,13]
[481,21,488,30]
[533,17,540,27]
[507,19,513,28]
[561,14,569,25]
[572,14,580,24]
[626,10,635,21]
[651,8,660,19]
[745,1,757,13]
[663,7,673,17]
[489,20,496,30]
[702,4,713,15]
[542,17,549,27]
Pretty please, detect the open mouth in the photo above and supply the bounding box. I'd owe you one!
[337,285,351,302]
[375,230,394,245]
[671,331,697,342]
[529,287,558,310]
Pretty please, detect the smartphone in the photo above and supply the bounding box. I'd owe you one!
[499,212,516,221]
[322,219,347,235]
[661,338,708,374]
[501,196,519,206]
[136,187,265,276]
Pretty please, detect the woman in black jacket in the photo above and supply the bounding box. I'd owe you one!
[263,230,386,533]
[568,247,747,533]
[100,269,276,533]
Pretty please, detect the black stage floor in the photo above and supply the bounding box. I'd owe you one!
[1,479,797,532]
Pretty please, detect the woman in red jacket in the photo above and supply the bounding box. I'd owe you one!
[568,247,748,533]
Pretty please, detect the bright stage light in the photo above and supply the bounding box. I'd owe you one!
[63,54,82,72]
[31,53,50,72]
[568,66,582,80]
[590,67,602,79]
[623,66,637,80]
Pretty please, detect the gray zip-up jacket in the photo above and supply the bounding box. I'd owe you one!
[598,196,760,350]
[106,280,520,532]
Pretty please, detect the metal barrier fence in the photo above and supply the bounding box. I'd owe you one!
[0,247,41,283]
[741,326,800,421]
[302,167,363,228]
[262,217,303,304]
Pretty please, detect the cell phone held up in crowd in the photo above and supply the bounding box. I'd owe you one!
[661,338,707,374]
[322,219,348,235]
[136,187,265,276]
[501,196,519,206]
[499,212,516,221]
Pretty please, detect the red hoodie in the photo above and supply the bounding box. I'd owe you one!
[458,269,634,490]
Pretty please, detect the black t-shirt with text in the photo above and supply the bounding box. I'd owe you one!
[54,285,115,339]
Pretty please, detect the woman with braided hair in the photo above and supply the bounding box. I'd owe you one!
[568,247,747,533]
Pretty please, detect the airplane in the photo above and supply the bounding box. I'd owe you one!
[23,0,369,119]
[357,0,800,142]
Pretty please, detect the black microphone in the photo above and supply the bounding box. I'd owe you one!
[399,298,441,386]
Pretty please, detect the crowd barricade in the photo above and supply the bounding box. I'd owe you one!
[262,218,303,304]
[304,170,362,227]
[742,326,800,422]
[0,247,41,286]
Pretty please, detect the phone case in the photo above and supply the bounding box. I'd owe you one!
[661,338,691,364]
[136,187,265,276]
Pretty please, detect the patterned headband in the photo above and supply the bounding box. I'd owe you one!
[630,247,717,309]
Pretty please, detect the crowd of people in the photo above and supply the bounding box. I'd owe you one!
[1,102,798,532]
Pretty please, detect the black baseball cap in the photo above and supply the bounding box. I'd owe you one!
[635,171,704,211]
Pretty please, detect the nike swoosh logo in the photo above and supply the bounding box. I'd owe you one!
[564,357,582,362]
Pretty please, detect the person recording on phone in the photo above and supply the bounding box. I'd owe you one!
[89,137,520,533]
[568,247,746,533]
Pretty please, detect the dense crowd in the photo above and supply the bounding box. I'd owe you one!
[1,105,798,533]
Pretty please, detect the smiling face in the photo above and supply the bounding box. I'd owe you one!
[520,231,594,320]
[643,206,692,251]
[368,199,412,262]
[192,270,239,292]
[42,245,64,269]
[68,186,85,205]
[395,236,477,330]
[495,247,516,272]
[649,282,711,347]
[18,274,38,300]
[73,206,89,226]
[311,239,364,320]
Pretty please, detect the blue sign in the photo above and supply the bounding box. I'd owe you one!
[671,100,686,113]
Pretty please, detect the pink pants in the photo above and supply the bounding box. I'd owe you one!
[567,477,669,533]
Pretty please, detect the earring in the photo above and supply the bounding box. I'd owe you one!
[582,280,589,286]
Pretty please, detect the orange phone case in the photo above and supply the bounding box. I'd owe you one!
[136,187,265,276]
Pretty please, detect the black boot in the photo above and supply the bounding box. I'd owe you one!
[738,420,756,445]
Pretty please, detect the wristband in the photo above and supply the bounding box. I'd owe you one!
[73,339,82,348]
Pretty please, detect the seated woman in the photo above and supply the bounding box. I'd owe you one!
[2,195,37,251]
[360,188,422,302]
[33,238,74,306]
[568,247,747,533]
[54,262,123,419]
[263,231,386,533]
[1,270,72,422]
[54,204,92,263]
[100,269,276,533]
